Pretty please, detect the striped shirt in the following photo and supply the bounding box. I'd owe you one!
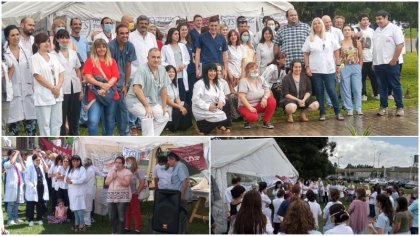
[273,22,310,68]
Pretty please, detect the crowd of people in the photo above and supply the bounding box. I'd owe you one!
[1,146,192,234]
[2,8,407,136]
[219,176,418,234]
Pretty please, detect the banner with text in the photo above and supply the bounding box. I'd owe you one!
[169,143,207,171]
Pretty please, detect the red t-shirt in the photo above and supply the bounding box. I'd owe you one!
[83,58,120,102]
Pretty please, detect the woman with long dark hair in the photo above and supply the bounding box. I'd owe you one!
[192,63,229,134]
[52,29,82,135]
[3,25,36,135]
[229,190,273,234]
[65,155,86,232]
[177,22,195,106]
[256,26,274,74]
[164,65,192,132]
[161,28,190,102]
[261,52,286,107]
[368,193,394,234]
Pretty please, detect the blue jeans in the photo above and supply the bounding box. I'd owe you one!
[115,88,129,136]
[6,201,19,222]
[311,73,341,116]
[88,100,117,135]
[74,209,84,226]
[374,63,403,109]
[108,202,128,234]
[340,64,362,112]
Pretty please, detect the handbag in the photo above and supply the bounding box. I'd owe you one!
[138,181,150,201]
[91,67,116,106]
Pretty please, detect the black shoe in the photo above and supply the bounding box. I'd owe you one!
[262,121,274,129]
[243,122,251,129]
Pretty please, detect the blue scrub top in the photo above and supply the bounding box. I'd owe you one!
[108,39,137,89]
[195,31,228,66]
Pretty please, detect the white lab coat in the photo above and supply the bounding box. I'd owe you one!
[24,164,49,202]
[4,46,36,123]
[160,43,191,91]
[65,167,87,211]
[3,161,24,203]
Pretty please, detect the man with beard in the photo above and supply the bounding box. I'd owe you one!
[108,24,137,136]
[19,17,35,54]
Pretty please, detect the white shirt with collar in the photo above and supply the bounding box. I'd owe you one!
[19,35,34,55]
[93,31,116,43]
[129,30,158,76]
[327,26,344,44]
[372,22,404,65]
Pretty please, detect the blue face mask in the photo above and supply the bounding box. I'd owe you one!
[241,35,250,43]
[126,164,132,169]
[59,44,69,50]
[104,23,113,33]
[250,72,258,78]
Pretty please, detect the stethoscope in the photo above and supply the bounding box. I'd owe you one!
[19,45,30,69]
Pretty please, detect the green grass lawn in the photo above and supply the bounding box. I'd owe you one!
[404,28,418,39]
[3,199,209,234]
[8,52,418,136]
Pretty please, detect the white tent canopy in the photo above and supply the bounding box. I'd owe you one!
[2,1,294,26]
[211,138,298,233]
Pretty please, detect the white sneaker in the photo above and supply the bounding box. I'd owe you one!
[38,220,43,225]
[28,221,34,227]
[377,107,387,116]
[395,108,404,116]
[8,220,16,225]
[361,95,368,101]
[388,95,394,100]
[374,95,380,100]
[17,219,24,223]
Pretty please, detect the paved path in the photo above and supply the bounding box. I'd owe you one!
[215,106,418,136]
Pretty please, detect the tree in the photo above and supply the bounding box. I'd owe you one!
[274,137,336,179]
[291,2,418,27]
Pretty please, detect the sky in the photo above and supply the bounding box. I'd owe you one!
[328,137,418,168]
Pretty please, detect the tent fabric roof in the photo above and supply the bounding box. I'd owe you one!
[211,138,298,178]
[2,1,294,25]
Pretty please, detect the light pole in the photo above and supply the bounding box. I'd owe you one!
[335,155,343,178]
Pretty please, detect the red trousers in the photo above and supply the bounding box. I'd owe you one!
[125,193,142,231]
[238,96,276,122]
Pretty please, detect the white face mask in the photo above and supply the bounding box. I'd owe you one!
[267,24,275,31]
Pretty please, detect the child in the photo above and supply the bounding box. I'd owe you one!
[47,199,67,224]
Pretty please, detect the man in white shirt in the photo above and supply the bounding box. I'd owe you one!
[372,10,405,116]
[322,15,343,109]
[93,17,116,43]
[129,15,158,76]
[354,14,379,101]
[19,17,35,54]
